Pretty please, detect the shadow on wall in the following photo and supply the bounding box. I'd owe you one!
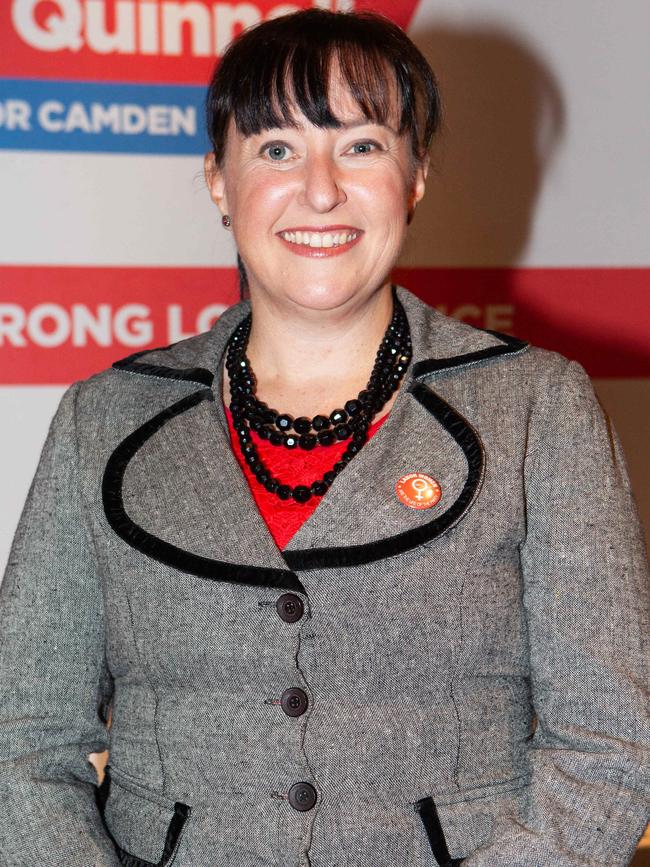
[398,22,649,376]
[408,22,565,267]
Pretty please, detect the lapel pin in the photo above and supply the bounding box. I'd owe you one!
[396,473,442,510]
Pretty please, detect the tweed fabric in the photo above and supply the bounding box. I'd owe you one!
[0,287,648,866]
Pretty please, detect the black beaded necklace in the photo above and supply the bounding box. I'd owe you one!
[225,289,412,503]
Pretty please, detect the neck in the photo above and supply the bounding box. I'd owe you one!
[224,283,395,418]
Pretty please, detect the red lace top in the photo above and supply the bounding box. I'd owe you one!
[226,407,389,550]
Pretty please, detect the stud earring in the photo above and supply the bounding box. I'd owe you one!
[222,215,231,228]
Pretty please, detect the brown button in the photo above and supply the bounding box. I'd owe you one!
[288,781,317,812]
[276,593,304,623]
[280,687,308,717]
[395,473,442,510]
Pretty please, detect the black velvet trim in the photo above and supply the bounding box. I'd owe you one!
[103,325,521,577]
[112,345,214,387]
[414,796,465,867]
[282,382,484,571]
[412,331,528,379]
[96,767,191,867]
[102,388,306,594]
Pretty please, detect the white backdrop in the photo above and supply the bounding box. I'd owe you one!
[1,1,649,572]
[1,5,649,855]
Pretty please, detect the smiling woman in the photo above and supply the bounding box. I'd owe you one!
[0,8,648,867]
[206,100,424,316]
[204,9,436,322]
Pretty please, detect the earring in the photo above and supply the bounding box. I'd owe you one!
[222,215,231,228]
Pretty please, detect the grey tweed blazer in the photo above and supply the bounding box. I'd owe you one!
[1,287,648,867]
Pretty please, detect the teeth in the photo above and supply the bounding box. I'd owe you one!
[281,230,359,248]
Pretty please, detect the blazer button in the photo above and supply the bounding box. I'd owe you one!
[276,593,304,623]
[288,781,317,812]
[280,687,308,717]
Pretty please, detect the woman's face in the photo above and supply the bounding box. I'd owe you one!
[205,78,428,315]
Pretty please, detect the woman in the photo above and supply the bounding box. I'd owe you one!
[0,9,648,867]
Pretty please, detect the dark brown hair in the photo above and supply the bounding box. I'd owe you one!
[205,9,441,166]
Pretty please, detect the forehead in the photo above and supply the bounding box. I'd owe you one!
[237,67,402,138]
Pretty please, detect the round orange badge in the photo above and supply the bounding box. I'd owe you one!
[395,473,442,510]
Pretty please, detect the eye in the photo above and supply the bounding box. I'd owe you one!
[348,140,381,155]
[262,142,292,161]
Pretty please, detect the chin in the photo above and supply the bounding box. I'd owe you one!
[283,284,368,313]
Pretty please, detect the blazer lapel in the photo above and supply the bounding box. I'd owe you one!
[281,376,478,566]
[282,288,528,570]
[103,302,305,593]
[102,287,528,592]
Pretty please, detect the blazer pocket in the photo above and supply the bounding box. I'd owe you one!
[96,766,192,867]
[414,796,465,867]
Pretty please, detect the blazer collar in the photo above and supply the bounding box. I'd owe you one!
[103,287,528,594]
[111,286,524,390]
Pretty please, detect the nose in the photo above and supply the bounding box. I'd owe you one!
[298,152,346,212]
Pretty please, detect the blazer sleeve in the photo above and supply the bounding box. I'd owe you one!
[0,382,120,866]
[465,359,650,867]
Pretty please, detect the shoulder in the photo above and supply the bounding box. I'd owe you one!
[70,299,250,408]
[397,287,602,429]
[397,285,569,372]
[49,301,247,456]
[399,285,584,383]
[474,335,599,422]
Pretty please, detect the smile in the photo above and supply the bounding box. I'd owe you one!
[277,227,363,257]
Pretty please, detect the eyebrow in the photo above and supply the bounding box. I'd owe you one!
[338,119,398,132]
[258,117,399,135]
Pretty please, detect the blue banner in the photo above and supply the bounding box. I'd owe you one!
[0,79,209,154]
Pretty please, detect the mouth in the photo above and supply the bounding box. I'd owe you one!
[276,226,363,257]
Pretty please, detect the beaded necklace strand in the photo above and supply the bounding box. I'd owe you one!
[225,288,412,503]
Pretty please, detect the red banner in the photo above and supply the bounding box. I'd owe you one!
[1,265,648,383]
[0,1,420,85]
[394,266,650,380]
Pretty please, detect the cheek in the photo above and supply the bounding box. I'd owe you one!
[354,170,410,221]
[229,172,293,227]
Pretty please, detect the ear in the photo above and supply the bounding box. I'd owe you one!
[406,154,429,225]
[204,152,229,216]
[412,153,429,206]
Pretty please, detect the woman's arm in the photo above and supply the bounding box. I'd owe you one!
[466,358,650,866]
[0,383,120,866]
